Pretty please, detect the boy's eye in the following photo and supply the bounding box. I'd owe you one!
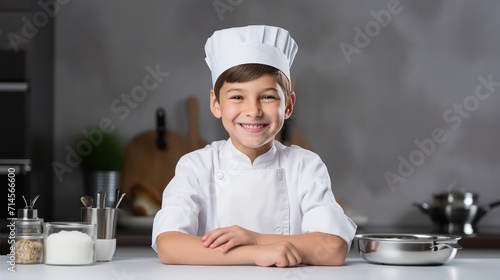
[260,95,279,102]
[261,95,277,100]
[230,95,243,100]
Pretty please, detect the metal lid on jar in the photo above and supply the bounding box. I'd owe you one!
[18,195,40,219]
[18,208,38,219]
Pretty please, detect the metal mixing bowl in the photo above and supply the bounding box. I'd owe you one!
[355,233,462,265]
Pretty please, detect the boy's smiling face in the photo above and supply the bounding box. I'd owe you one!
[210,74,295,161]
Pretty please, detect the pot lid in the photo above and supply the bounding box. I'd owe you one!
[433,190,478,206]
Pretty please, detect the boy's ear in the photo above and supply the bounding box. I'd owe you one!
[210,90,222,118]
[284,91,296,119]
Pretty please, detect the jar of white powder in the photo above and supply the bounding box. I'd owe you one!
[44,222,96,265]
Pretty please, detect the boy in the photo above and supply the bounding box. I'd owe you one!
[152,25,356,267]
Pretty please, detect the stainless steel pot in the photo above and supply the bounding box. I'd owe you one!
[414,191,500,235]
[355,233,462,265]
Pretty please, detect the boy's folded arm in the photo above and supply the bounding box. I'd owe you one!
[257,232,348,266]
[158,230,347,266]
[201,226,348,266]
[156,231,257,265]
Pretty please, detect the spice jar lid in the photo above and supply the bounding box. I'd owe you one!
[18,208,38,219]
[18,195,40,219]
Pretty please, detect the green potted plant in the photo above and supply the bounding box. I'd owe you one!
[79,128,124,208]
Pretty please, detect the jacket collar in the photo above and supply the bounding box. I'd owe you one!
[221,138,281,169]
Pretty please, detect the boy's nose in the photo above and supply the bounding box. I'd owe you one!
[244,101,262,118]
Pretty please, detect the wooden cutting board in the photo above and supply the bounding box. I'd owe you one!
[120,108,193,198]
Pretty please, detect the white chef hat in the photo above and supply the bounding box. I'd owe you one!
[204,25,298,87]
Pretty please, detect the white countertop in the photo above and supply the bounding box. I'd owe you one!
[2,247,499,280]
[114,245,500,259]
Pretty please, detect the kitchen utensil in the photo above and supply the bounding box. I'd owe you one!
[96,192,101,208]
[115,189,120,206]
[80,196,93,208]
[115,193,126,209]
[355,233,462,265]
[187,96,208,150]
[414,190,500,235]
[96,191,106,208]
[120,107,192,199]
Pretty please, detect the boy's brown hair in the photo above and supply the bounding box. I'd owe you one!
[214,63,292,105]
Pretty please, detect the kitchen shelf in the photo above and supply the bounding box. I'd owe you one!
[0,82,29,92]
[0,159,31,174]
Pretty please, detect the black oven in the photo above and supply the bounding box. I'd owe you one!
[1,3,55,254]
[0,48,31,254]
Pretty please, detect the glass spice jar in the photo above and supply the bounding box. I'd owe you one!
[14,235,44,264]
[14,195,44,264]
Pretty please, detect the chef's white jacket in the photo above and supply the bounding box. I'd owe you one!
[152,139,357,251]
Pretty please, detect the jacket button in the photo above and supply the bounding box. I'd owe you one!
[277,171,283,180]
[216,172,224,180]
[275,228,283,234]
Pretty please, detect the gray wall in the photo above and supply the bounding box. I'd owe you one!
[53,0,500,227]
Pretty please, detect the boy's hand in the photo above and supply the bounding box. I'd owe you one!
[202,225,260,252]
[253,241,303,267]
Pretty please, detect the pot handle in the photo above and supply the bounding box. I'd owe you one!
[431,243,462,253]
[484,200,500,211]
[413,202,431,213]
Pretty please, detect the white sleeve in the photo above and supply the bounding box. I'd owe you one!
[297,151,357,249]
[151,155,202,252]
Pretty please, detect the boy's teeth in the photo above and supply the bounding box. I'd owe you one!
[242,124,264,129]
